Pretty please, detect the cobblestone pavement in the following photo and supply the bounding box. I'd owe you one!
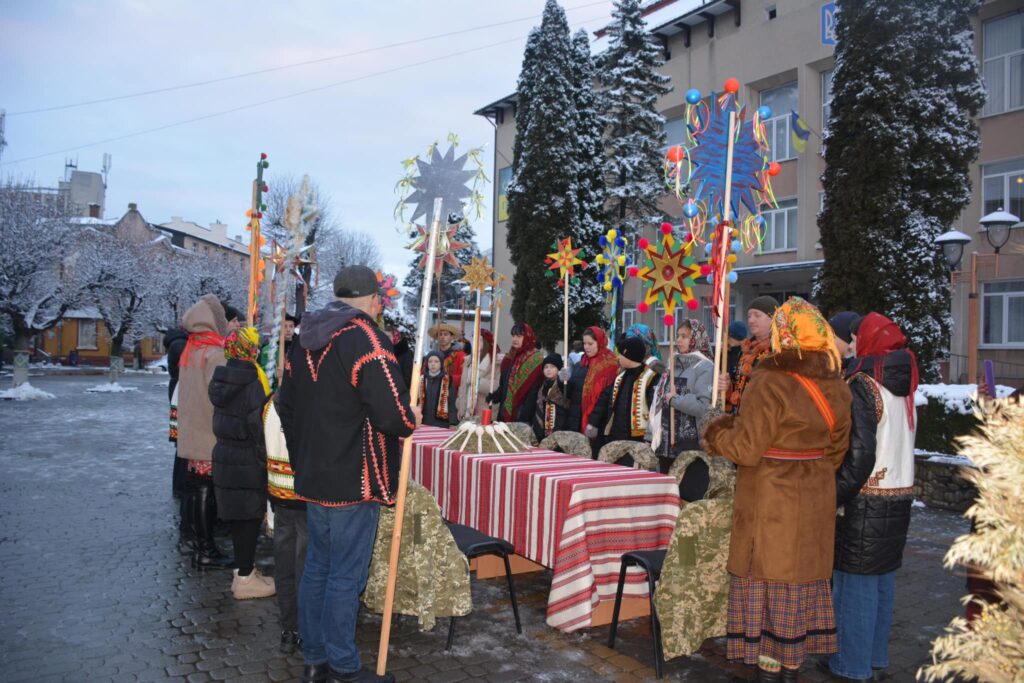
[0,375,967,682]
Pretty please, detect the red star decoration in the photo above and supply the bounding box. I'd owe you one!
[409,223,470,274]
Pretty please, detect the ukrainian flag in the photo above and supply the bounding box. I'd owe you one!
[790,110,811,154]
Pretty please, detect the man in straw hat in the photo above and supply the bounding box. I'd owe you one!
[428,321,466,394]
[279,265,421,683]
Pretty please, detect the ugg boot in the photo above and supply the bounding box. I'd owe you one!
[231,568,276,600]
[193,480,233,570]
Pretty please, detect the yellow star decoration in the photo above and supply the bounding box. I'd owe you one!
[462,255,497,295]
[637,233,699,321]
[545,237,586,280]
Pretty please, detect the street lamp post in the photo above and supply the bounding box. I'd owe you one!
[936,208,1018,383]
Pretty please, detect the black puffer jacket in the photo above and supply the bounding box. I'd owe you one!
[834,350,914,575]
[209,359,270,520]
[163,328,189,400]
[563,362,589,433]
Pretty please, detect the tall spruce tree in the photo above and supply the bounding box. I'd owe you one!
[815,0,983,379]
[506,0,581,348]
[598,0,672,238]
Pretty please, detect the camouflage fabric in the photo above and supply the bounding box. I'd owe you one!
[655,457,736,660]
[362,482,472,631]
[506,421,539,447]
[539,430,592,458]
[669,450,736,500]
[597,440,659,471]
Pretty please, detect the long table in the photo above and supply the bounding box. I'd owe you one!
[409,426,680,632]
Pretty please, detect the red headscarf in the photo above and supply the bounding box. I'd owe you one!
[480,329,500,358]
[852,312,919,428]
[579,326,619,432]
[499,323,544,420]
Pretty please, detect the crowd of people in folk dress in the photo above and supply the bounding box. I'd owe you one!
[165,261,921,683]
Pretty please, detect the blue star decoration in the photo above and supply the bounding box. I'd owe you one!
[405,145,477,225]
[687,94,768,220]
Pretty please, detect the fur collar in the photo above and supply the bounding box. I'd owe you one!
[757,349,841,379]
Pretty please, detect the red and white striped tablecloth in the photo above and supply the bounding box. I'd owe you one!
[408,426,680,632]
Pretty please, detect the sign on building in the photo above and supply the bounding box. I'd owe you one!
[821,3,837,47]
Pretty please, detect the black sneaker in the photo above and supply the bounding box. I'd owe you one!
[279,629,300,654]
[327,667,395,683]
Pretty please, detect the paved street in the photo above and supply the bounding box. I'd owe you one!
[0,374,968,682]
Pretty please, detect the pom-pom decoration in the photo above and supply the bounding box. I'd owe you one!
[636,222,700,320]
[596,228,632,298]
[376,271,401,310]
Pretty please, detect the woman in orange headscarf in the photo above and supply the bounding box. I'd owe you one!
[703,297,852,682]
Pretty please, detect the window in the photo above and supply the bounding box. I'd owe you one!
[656,306,673,348]
[760,198,798,252]
[981,280,1024,346]
[765,5,777,20]
[983,12,1024,116]
[821,70,834,140]
[982,158,1024,219]
[663,116,688,149]
[760,82,798,162]
[77,320,97,350]
[622,308,638,329]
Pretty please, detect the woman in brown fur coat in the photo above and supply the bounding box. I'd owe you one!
[703,297,852,683]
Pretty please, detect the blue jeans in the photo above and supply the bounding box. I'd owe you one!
[829,569,896,680]
[300,502,380,672]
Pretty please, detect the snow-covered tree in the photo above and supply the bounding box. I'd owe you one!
[312,228,382,308]
[76,231,161,382]
[507,0,602,348]
[815,0,984,379]
[0,182,89,387]
[598,0,672,238]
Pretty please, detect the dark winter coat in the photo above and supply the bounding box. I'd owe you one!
[421,371,457,428]
[532,378,568,442]
[834,350,915,575]
[589,365,657,442]
[208,359,270,520]
[726,345,742,385]
[394,337,414,389]
[163,328,189,401]
[564,363,589,433]
[277,301,416,506]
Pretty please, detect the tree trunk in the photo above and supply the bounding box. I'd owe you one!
[109,338,124,384]
[11,330,31,388]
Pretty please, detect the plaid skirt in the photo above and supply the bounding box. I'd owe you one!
[726,573,836,667]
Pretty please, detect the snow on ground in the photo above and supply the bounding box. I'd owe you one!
[915,449,974,467]
[915,383,1015,414]
[85,382,140,393]
[0,383,56,400]
[912,500,927,508]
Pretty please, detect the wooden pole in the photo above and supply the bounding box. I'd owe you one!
[711,111,737,408]
[669,330,676,449]
[968,251,979,384]
[377,197,444,675]
[460,295,467,339]
[489,291,503,395]
[563,271,570,366]
[468,288,483,417]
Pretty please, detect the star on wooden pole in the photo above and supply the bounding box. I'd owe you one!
[461,255,496,295]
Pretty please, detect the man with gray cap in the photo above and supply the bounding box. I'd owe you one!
[278,264,421,683]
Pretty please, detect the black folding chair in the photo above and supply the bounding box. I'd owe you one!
[443,521,522,650]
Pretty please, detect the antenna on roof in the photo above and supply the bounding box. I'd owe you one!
[102,153,112,187]
[64,156,78,180]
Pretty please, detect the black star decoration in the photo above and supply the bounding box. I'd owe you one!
[405,145,477,224]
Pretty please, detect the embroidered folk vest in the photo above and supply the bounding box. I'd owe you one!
[606,367,658,438]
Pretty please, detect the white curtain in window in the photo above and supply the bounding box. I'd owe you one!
[984,12,1022,60]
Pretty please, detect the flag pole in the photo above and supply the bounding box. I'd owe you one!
[376,197,443,675]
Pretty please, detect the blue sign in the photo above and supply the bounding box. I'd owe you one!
[821,3,837,47]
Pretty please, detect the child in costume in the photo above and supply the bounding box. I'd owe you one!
[533,353,569,442]
[419,351,457,428]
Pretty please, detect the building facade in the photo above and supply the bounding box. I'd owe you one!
[477,0,1024,386]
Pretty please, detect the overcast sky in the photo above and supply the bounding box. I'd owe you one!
[0,1,616,281]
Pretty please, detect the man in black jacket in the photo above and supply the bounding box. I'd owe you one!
[278,265,420,683]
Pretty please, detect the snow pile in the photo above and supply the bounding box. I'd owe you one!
[0,383,56,400]
[916,449,975,467]
[915,383,1015,414]
[85,383,139,394]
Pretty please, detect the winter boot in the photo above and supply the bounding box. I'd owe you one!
[193,480,233,570]
[177,486,196,553]
[231,568,276,600]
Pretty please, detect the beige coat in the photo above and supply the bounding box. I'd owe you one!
[176,294,228,462]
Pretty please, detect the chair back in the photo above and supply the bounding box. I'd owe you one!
[669,450,735,502]
[506,422,539,447]
[597,440,658,471]
[539,430,592,458]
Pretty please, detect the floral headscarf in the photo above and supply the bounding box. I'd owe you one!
[625,323,661,360]
[224,326,271,396]
[769,297,840,372]
[680,318,711,359]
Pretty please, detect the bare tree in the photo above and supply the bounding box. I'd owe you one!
[0,181,89,387]
[309,229,382,309]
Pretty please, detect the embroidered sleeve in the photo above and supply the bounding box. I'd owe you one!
[349,318,416,435]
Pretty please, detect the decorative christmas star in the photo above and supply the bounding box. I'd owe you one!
[636,230,699,323]
[461,255,496,295]
[544,237,587,283]
[404,145,477,225]
[408,223,470,274]
[376,271,400,310]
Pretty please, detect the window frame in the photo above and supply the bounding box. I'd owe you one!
[759,198,798,253]
[981,158,1024,220]
[760,81,799,163]
[821,69,834,147]
[982,11,1024,117]
[980,279,1024,348]
[77,319,98,350]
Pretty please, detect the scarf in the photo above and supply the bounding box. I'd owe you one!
[180,330,225,369]
[625,323,661,360]
[727,336,772,410]
[224,327,271,396]
[851,312,919,429]
[500,323,543,419]
[769,296,841,372]
[681,318,711,359]
[579,326,619,431]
